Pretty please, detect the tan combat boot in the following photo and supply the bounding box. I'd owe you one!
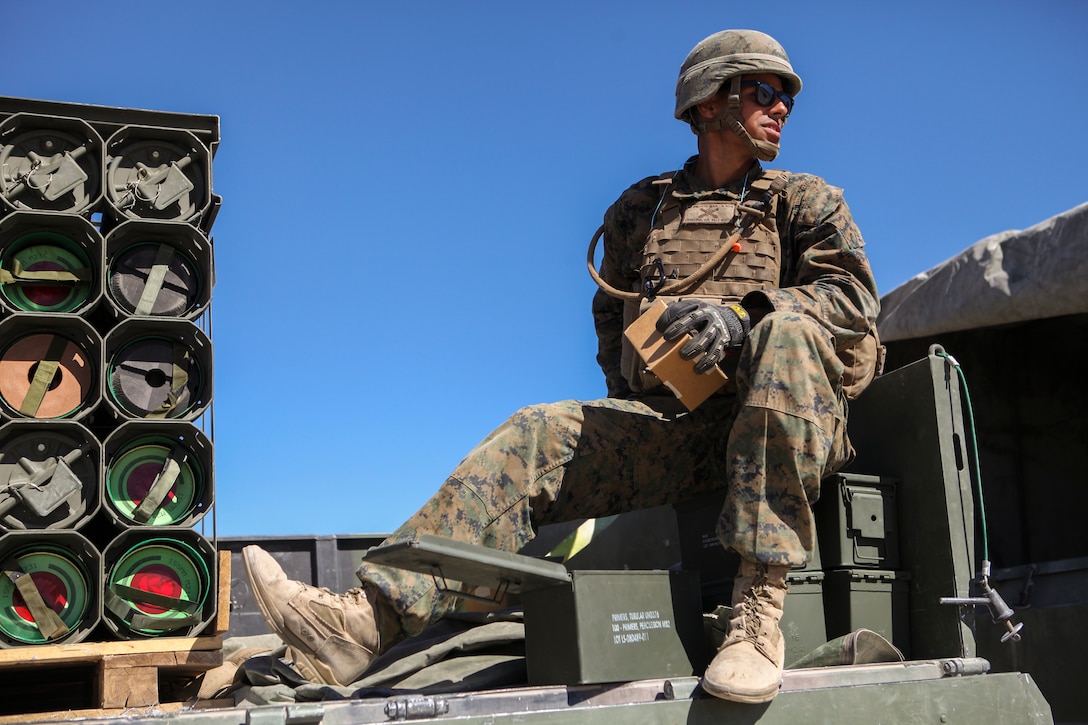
[242,545,402,686]
[702,558,789,704]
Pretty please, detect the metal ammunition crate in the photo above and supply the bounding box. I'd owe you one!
[823,569,911,657]
[360,535,707,687]
[816,473,900,569]
[522,569,705,685]
[781,569,826,667]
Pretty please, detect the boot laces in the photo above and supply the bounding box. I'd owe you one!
[312,586,369,606]
[342,587,370,605]
[734,570,776,643]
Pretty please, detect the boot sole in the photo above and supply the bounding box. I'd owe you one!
[701,677,780,704]
[241,547,331,684]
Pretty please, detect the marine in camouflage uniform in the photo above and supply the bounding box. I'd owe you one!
[243,29,879,703]
[357,154,876,630]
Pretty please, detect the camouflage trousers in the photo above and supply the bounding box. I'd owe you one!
[358,311,853,636]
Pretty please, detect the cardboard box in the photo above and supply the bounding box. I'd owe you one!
[623,299,727,411]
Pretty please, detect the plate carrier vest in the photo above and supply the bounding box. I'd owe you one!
[591,168,882,400]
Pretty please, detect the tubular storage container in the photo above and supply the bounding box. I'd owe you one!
[0,95,220,645]
[0,530,100,646]
[101,528,216,639]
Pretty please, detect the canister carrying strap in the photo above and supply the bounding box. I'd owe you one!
[19,334,70,416]
[131,445,188,523]
[587,171,788,301]
[133,244,176,316]
[104,584,201,631]
[0,259,91,286]
[2,557,70,640]
[146,346,191,419]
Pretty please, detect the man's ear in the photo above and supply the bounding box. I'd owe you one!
[695,97,721,121]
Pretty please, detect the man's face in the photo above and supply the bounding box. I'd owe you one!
[736,73,791,149]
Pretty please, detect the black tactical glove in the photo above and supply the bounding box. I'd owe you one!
[656,300,752,374]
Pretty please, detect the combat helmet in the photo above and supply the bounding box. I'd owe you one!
[674,29,802,161]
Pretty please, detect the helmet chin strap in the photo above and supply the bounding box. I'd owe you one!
[691,77,781,162]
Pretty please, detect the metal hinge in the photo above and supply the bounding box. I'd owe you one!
[385,696,450,720]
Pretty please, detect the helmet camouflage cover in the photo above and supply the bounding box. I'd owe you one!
[674,29,802,122]
[674,30,802,161]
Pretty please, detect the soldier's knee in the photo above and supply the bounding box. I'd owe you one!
[749,311,836,356]
[753,310,823,337]
[507,400,582,435]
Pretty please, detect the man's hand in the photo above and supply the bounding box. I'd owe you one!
[656,300,751,373]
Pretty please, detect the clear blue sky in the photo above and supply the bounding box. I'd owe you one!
[7,1,1086,537]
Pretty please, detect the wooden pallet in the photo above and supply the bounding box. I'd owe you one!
[0,551,231,721]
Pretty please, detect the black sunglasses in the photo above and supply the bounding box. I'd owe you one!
[739,80,794,115]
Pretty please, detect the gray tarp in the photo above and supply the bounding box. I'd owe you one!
[877,201,1088,342]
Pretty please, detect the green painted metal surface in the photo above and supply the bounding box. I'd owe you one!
[31,665,1051,724]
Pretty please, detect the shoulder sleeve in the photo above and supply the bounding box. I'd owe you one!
[747,172,880,347]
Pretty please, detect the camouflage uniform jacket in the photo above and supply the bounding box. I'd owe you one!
[592,157,880,398]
